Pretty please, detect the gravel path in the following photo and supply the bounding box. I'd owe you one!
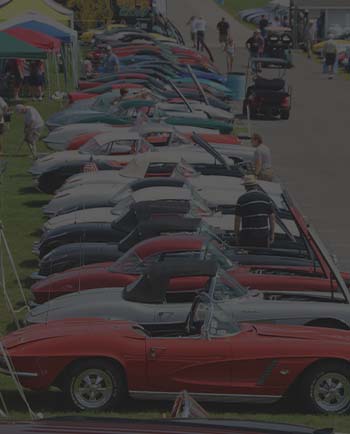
[168,1,350,270]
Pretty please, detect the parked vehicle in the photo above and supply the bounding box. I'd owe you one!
[4,292,350,414]
[243,58,292,120]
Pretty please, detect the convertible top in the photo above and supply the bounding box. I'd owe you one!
[123,259,218,303]
[111,200,192,230]
[130,178,185,192]
[119,216,202,252]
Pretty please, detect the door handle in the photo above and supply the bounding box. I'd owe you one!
[149,347,166,360]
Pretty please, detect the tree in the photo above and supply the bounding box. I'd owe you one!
[67,0,113,31]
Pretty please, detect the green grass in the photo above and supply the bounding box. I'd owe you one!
[0,92,349,433]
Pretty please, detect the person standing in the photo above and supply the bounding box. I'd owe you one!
[323,34,338,79]
[246,30,265,58]
[104,46,120,74]
[187,16,197,49]
[0,96,8,155]
[251,133,274,181]
[234,174,276,248]
[217,17,230,48]
[195,16,207,52]
[16,104,44,159]
[225,38,235,73]
[29,60,45,101]
[259,15,269,37]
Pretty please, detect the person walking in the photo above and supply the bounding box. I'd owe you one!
[195,16,207,52]
[16,104,44,159]
[246,30,265,71]
[323,34,338,79]
[217,17,230,48]
[251,133,274,181]
[104,46,120,74]
[187,16,197,49]
[234,174,276,248]
[0,96,9,155]
[225,38,235,73]
[259,15,269,38]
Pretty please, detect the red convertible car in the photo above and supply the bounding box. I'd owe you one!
[2,295,350,415]
[31,235,349,303]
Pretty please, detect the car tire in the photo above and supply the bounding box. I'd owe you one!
[299,360,350,414]
[64,358,127,411]
[280,110,290,120]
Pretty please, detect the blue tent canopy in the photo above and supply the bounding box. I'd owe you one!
[14,20,72,43]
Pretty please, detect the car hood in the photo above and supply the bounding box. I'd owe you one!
[60,172,131,191]
[2,318,133,349]
[44,207,116,231]
[29,286,124,318]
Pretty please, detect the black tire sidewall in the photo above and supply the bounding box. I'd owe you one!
[64,359,126,411]
[301,361,350,415]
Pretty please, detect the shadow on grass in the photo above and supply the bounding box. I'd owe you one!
[19,186,40,195]
[20,259,38,269]
[30,229,42,237]
[22,277,36,289]
[24,200,47,208]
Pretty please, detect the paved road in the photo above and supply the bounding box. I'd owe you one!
[168,0,350,271]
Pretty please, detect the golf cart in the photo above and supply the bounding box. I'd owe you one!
[264,26,293,67]
[243,57,292,120]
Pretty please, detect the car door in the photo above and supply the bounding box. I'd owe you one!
[145,335,232,395]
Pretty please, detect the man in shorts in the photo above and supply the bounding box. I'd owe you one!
[234,175,275,248]
[16,104,44,159]
[217,18,230,48]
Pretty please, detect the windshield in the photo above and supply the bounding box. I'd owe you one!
[111,195,134,216]
[109,251,145,274]
[309,225,350,301]
[210,268,247,300]
[200,241,233,270]
[189,189,212,217]
[192,297,241,338]
[80,139,137,155]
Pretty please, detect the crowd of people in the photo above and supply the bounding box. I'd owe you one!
[4,59,46,101]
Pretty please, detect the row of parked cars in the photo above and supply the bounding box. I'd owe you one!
[0,26,350,428]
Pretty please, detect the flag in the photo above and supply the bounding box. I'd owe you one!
[172,158,200,179]
[82,161,98,172]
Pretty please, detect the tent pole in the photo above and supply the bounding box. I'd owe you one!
[45,57,51,99]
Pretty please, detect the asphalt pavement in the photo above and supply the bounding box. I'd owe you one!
[168,0,350,271]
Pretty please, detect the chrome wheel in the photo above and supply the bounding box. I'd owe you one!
[313,372,350,413]
[72,368,114,410]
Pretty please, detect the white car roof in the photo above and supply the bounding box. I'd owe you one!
[132,186,192,203]
[94,130,140,145]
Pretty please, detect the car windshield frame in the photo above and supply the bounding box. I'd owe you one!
[200,240,233,270]
[111,195,135,215]
[190,294,241,339]
[208,268,248,300]
[109,250,144,274]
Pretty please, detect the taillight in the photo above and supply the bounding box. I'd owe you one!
[281,97,290,108]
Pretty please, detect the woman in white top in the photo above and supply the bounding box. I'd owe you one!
[186,16,197,49]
